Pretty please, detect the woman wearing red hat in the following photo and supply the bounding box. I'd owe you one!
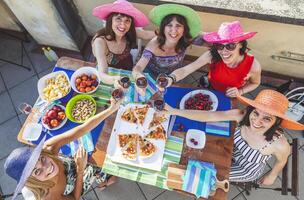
[162,89,304,185]
[4,98,122,200]
[92,0,155,85]
[167,21,262,98]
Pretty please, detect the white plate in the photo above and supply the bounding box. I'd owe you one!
[70,66,100,94]
[37,71,71,102]
[41,104,67,130]
[186,129,206,149]
[107,103,170,171]
[179,89,218,111]
[22,123,43,141]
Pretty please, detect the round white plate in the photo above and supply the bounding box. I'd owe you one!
[179,89,218,111]
[186,129,206,149]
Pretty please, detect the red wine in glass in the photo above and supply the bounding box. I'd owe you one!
[136,77,148,88]
[157,75,169,88]
[111,88,124,101]
[18,103,33,115]
[119,76,131,89]
[154,99,165,111]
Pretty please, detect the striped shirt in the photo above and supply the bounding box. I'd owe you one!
[229,129,280,182]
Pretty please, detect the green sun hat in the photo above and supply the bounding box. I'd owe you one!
[149,4,202,38]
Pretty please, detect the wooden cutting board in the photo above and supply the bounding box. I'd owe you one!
[167,163,229,197]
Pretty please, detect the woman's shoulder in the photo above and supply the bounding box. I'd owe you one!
[248,55,261,73]
[145,37,159,51]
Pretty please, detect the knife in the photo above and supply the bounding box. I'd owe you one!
[167,115,176,137]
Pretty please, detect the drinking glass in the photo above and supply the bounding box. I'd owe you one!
[153,99,165,111]
[156,73,169,96]
[18,102,33,115]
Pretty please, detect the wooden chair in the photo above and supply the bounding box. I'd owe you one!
[232,138,299,196]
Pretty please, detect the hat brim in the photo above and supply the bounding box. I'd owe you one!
[93,3,149,27]
[237,95,304,130]
[149,4,202,38]
[203,31,257,44]
[12,135,46,200]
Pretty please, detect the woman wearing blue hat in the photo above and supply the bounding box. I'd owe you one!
[132,3,202,81]
[4,99,121,200]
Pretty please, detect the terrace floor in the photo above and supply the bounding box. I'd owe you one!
[0,33,303,200]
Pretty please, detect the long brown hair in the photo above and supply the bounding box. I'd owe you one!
[92,12,137,49]
[25,151,62,200]
[157,14,192,53]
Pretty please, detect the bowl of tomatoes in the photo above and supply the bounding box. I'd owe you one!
[42,104,67,130]
[70,67,100,94]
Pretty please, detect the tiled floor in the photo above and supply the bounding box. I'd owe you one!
[0,34,303,200]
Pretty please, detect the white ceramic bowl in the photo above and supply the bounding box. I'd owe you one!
[186,129,206,149]
[37,71,71,102]
[70,67,100,94]
[179,89,218,111]
[41,104,67,130]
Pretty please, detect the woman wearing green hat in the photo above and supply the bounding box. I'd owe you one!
[132,4,202,82]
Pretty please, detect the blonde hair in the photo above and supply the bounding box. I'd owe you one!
[25,150,62,200]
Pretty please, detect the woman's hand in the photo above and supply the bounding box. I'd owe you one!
[160,103,175,115]
[225,87,241,98]
[259,174,277,185]
[109,96,123,109]
[74,146,87,173]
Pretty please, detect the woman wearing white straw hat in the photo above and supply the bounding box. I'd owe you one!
[4,98,121,200]
[92,0,155,85]
[167,21,262,98]
[162,89,304,185]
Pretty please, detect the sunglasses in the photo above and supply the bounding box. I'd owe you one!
[214,43,238,51]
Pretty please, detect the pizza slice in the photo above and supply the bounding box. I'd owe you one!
[149,112,167,129]
[138,136,156,158]
[118,134,138,148]
[134,105,149,125]
[122,140,137,160]
[145,125,167,140]
[121,107,137,124]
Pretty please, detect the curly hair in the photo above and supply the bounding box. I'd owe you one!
[210,40,248,63]
[239,106,283,142]
[156,14,192,53]
[92,12,137,49]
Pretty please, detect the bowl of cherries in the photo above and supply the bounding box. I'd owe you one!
[186,129,206,149]
[179,89,218,111]
[42,104,67,130]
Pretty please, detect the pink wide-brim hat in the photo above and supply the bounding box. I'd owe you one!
[93,0,149,27]
[203,21,257,44]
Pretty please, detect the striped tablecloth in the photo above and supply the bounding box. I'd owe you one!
[102,135,184,189]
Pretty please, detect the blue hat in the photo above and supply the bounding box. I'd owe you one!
[4,135,46,200]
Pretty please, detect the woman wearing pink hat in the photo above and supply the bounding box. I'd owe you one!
[4,99,122,200]
[162,89,304,185]
[92,0,155,85]
[167,21,262,98]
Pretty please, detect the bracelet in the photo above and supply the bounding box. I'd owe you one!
[168,74,177,84]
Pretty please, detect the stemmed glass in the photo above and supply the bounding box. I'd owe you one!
[18,102,33,115]
[118,76,131,104]
[111,88,124,102]
[156,73,169,97]
[136,76,148,102]
[153,98,165,111]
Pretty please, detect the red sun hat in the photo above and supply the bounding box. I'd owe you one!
[93,0,149,27]
[203,21,257,44]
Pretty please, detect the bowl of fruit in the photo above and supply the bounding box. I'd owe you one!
[42,104,67,130]
[179,90,218,111]
[66,94,97,123]
[71,67,100,94]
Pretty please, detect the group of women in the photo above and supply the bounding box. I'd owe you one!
[4,0,304,200]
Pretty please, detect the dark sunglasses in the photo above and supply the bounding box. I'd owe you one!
[214,43,238,51]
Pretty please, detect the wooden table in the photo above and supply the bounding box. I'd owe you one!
[18,57,235,200]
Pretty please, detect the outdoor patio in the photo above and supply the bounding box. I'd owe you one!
[0,33,303,200]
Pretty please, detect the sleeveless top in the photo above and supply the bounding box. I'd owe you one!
[60,156,108,195]
[229,129,282,182]
[143,49,186,79]
[208,53,254,92]
[103,38,133,70]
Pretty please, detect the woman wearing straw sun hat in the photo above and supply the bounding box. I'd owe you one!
[167,21,262,98]
[132,3,202,81]
[162,89,304,185]
[4,99,122,200]
[92,0,155,85]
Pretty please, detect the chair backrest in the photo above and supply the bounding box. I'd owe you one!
[285,87,304,121]
[281,138,299,196]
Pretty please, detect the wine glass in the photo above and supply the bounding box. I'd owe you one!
[153,99,165,111]
[119,76,131,89]
[136,76,148,102]
[111,88,124,101]
[156,73,169,96]
[18,102,33,115]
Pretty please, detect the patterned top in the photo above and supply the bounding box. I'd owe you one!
[60,156,107,195]
[143,49,186,79]
[229,129,282,182]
